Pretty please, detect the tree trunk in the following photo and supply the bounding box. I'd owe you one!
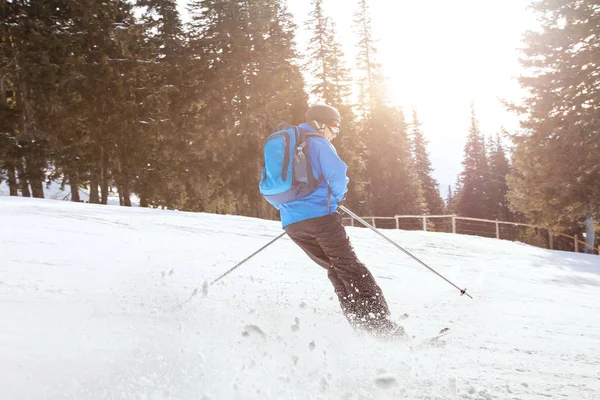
[16,159,30,197]
[89,168,99,204]
[100,148,109,205]
[70,173,80,202]
[0,68,15,195]
[0,67,6,107]
[16,74,44,198]
[115,150,132,207]
[7,166,18,196]
[28,167,44,198]
[121,180,131,207]
[257,198,264,219]
[202,182,210,208]
[24,150,45,198]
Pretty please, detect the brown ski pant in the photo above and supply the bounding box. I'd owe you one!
[284,212,391,331]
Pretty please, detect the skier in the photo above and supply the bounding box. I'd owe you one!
[260,104,405,338]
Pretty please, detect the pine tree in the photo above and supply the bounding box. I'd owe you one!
[456,105,488,218]
[58,0,162,206]
[305,1,352,106]
[187,0,249,214]
[485,134,512,221]
[327,22,353,108]
[411,109,444,215]
[304,0,364,210]
[42,0,97,202]
[353,0,380,118]
[353,0,423,216]
[446,185,453,212]
[244,0,307,217]
[134,0,206,210]
[369,107,423,216]
[0,0,69,199]
[305,0,332,102]
[507,0,600,229]
[1,0,85,199]
[0,1,20,196]
[187,0,307,218]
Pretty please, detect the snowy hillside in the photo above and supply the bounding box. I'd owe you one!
[0,180,139,206]
[1,197,599,400]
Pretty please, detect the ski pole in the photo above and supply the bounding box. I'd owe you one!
[210,231,287,286]
[176,231,287,309]
[339,205,472,299]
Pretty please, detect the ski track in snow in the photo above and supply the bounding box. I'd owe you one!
[1,197,600,400]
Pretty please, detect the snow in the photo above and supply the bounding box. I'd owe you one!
[0,180,139,206]
[1,196,599,400]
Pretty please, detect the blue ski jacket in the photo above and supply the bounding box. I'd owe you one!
[270,123,349,228]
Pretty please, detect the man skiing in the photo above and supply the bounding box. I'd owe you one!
[260,104,405,338]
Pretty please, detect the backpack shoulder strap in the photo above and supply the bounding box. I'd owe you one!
[295,126,324,186]
[296,126,324,145]
[275,122,292,132]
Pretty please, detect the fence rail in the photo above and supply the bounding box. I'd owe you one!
[341,214,599,255]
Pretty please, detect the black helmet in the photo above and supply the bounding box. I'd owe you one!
[305,104,341,127]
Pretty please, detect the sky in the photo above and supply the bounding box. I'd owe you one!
[2,196,600,399]
[177,0,540,196]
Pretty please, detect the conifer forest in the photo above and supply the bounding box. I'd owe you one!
[1,0,598,236]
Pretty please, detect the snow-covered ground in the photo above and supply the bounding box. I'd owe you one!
[0,180,138,206]
[1,197,599,400]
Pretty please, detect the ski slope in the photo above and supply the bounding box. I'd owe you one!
[1,197,599,400]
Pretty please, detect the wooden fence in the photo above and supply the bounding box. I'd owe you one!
[341,214,599,255]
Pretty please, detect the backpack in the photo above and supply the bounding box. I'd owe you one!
[259,124,323,205]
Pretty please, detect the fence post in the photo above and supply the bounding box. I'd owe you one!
[395,216,399,230]
[495,220,500,239]
[423,216,427,231]
[452,215,457,234]
[372,217,376,228]
[574,234,578,252]
[585,217,595,254]
[548,230,553,250]
[351,218,354,227]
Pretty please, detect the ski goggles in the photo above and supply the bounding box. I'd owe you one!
[327,121,341,135]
